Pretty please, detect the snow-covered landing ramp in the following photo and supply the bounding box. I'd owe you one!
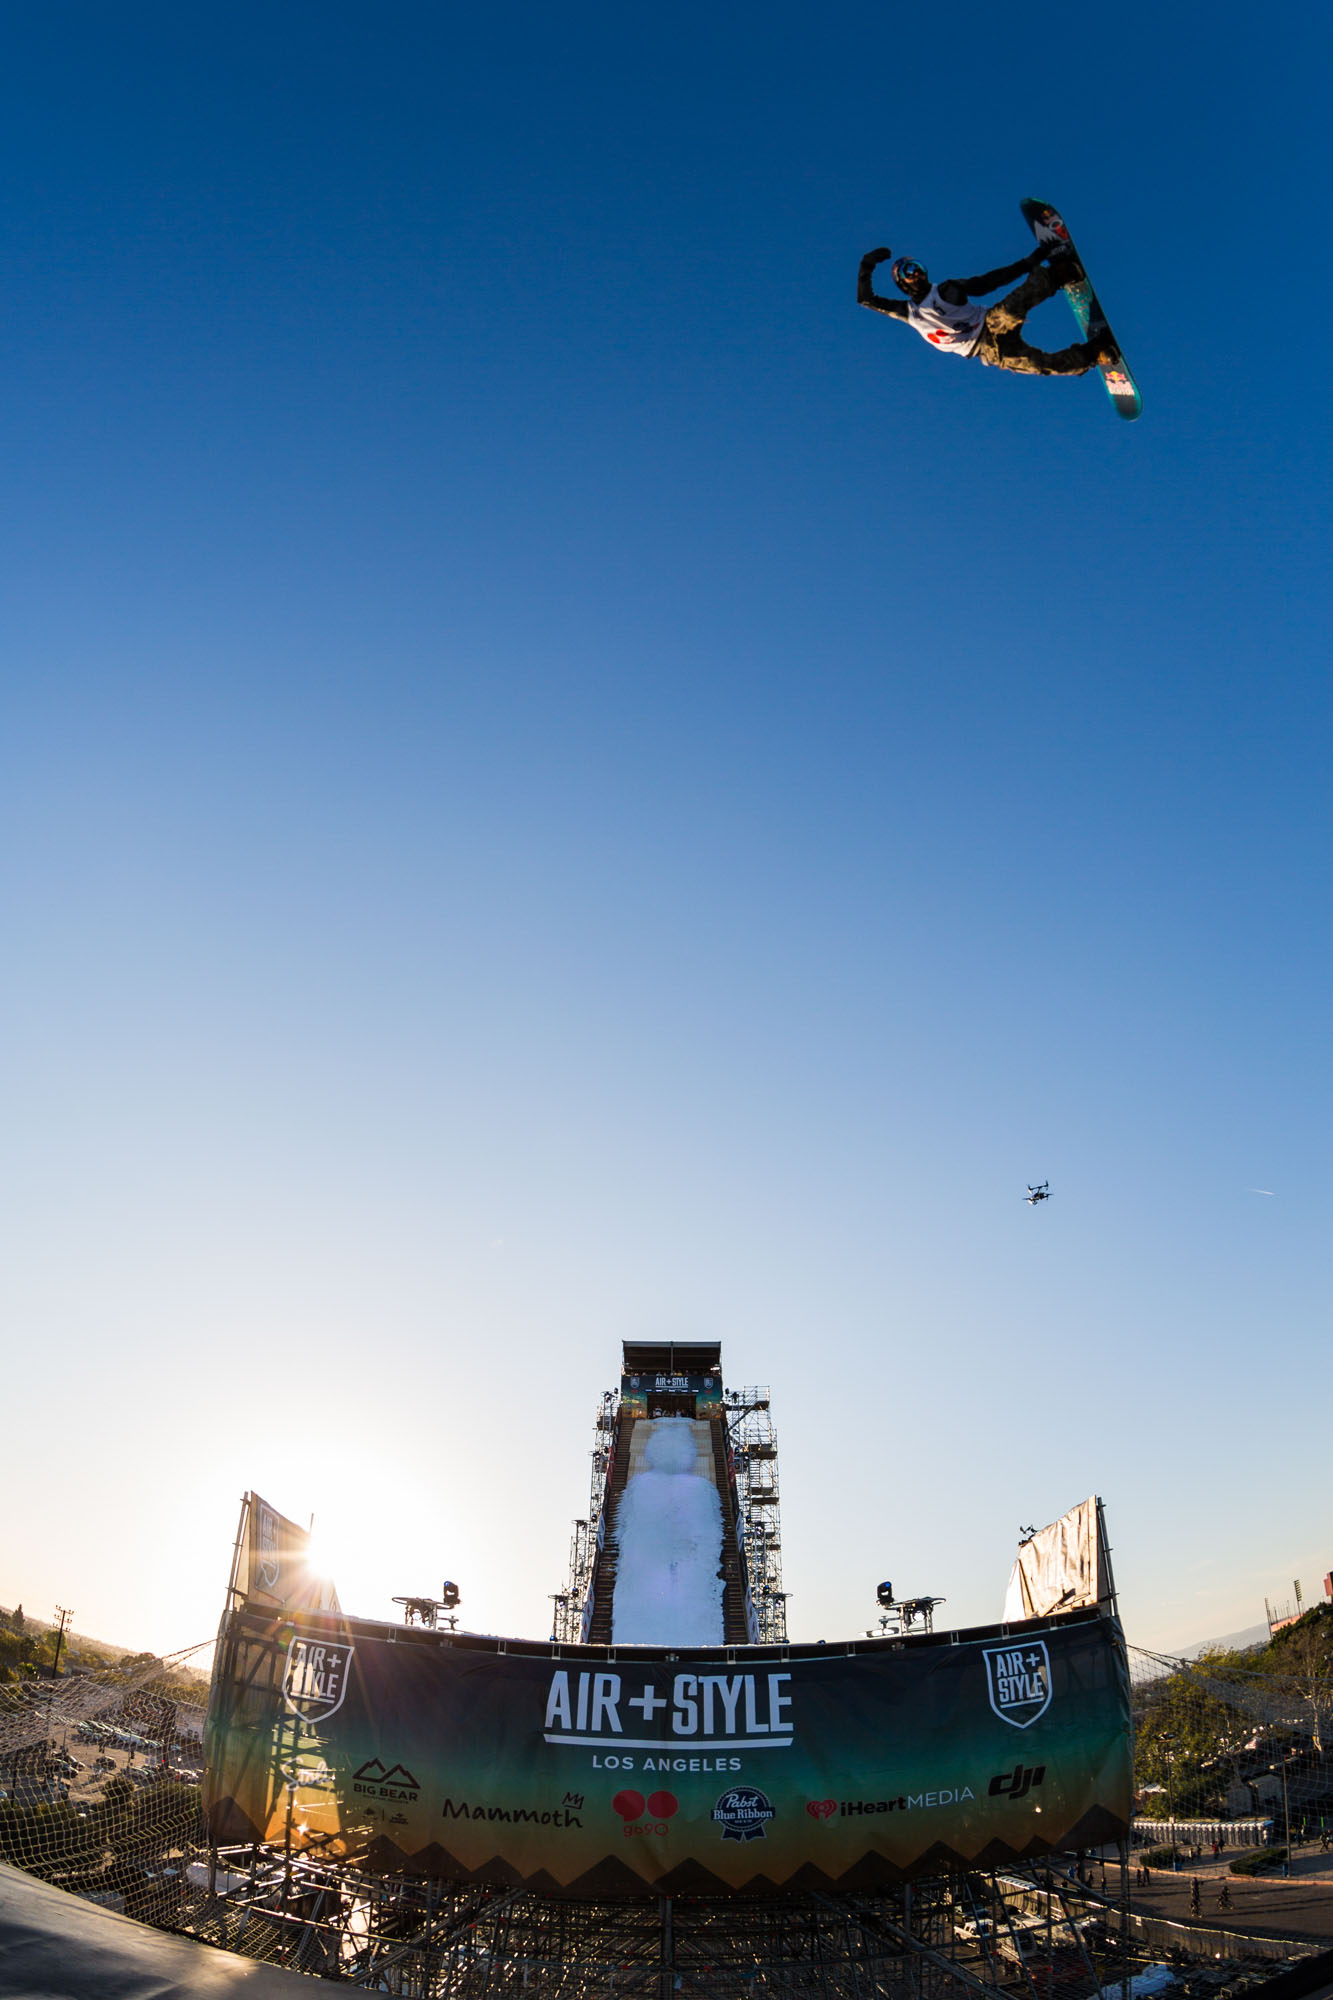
[611,1419,724,1645]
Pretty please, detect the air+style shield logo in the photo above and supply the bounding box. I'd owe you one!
[257,1505,281,1591]
[982,1641,1052,1729]
[282,1638,355,1722]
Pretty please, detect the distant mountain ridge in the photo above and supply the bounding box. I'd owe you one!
[1174,1623,1269,1659]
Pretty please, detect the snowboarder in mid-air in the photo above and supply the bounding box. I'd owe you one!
[858,241,1117,377]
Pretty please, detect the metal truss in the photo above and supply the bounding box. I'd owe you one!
[728,1386,788,1644]
[553,1389,620,1643]
[178,1850,1132,1998]
[553,1373,790,1647]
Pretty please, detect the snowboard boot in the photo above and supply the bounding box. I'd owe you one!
[1078,331,1119,370]
[1045,248,1086,287]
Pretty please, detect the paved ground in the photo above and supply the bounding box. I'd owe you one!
[1124,1844,1333,1945]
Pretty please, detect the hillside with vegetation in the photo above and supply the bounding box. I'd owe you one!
[0,1607,208,1700]
[1134,1603,1333,1826]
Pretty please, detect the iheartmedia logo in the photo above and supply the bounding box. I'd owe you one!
[836,1788,974,1815]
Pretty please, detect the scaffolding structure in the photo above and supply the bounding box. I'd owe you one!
[553,1387,619,1644]
[173,1851,1138,1999]
[554,1363,790,1648]
[728,1384,789,1645]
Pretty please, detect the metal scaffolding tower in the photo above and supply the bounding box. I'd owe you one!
[728,1384,789,1645]
[554,1387,618,1643]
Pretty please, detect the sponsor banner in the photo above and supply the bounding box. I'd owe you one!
[622,1372,717,1394]
[237,1492,340,1616]
[205,1607,1130,1898]
[620,1373,724,1419]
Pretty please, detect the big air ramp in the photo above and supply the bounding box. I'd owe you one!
[577,1344,756,1645]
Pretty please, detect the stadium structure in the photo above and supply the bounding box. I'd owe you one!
[3,1342,1328,1999]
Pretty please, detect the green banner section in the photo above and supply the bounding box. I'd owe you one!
[205,1609,1130,1898]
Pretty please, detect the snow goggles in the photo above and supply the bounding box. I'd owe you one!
[891,257,926,292]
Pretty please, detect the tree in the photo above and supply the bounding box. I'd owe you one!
[0,1623,58,1688]
[1133,1649,1256,1819]
[1266,1607,1333,1752]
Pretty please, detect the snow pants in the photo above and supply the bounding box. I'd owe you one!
[974,264,1097,376]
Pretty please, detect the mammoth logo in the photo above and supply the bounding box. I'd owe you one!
[282,1639,354,1723]
[982,1641,1052,1729]
[257,1505,281,1592]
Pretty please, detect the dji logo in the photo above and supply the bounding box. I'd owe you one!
[988,1762,1045,1802]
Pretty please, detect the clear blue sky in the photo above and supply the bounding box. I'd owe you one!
[2,3,1329,1659]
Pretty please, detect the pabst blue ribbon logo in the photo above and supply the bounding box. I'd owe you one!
[982,1641,1052,1729]
[282,1638,354,1722]
[712,1786,775,1842]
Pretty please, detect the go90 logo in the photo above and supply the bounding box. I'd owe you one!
[612,1789,678,1837]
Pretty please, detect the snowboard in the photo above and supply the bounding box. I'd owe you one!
[1021,197,1141,421]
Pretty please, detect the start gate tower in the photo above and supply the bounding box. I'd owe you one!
[552,1342,788,1648]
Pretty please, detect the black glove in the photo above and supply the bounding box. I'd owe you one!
[860,246,892,266]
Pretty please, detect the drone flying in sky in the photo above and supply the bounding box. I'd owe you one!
[1025,1182,1051,1205]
